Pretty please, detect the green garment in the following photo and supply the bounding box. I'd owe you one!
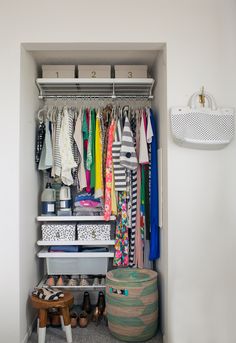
[82,108,88,165]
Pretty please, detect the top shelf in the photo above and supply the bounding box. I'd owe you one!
[37,215,116,222]
[36,78,155,99]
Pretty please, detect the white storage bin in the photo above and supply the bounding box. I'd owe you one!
[42,65,75,78]
[77,223,111,240]
[114,65,148,78]
[78,65,111,78]
[45,256,109,275]
[42,224,76,241]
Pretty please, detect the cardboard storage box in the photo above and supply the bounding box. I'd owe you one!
[41,224,76,241]
[77,223,111,240]
[42,65,75,78]
[114,65,148,78]
[78,65,111,78]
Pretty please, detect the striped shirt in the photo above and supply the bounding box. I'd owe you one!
[120,116,138,170]
[112,119,127,191]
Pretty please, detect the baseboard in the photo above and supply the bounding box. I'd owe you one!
[21,315,37,343]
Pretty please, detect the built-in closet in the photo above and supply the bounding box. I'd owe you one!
[19,45,167,339]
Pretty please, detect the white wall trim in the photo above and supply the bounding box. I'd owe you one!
[21,315,37,343]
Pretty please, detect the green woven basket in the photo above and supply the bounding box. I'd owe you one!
[106,268,158,342]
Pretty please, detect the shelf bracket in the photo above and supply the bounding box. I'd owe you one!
[112,81,116,99]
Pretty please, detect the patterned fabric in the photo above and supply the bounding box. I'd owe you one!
[112,118,127,191]
[54,109,62,177]
[129,111,138,267]
[35,122,45,165]
[113,191,129,267]
[38,118,53,171]
[104,120,116,221]
[94,109,104,198]
[120,116,138,170]
[87,109,96,188]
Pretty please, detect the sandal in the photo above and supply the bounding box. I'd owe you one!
[32,288,59,301]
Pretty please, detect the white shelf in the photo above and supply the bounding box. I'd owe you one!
[38,276,106,290]
[37,215,116,222]
[37,247,114,258]
[36,78,155,99]
[37,240,115,246]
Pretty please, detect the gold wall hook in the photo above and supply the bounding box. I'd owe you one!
[199,86,205,107]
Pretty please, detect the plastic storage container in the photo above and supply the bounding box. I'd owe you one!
[114,65,148,78]
[106,268,158,342]
[45,255,110,275]
[42,65,75,78]
[78,65,111,78]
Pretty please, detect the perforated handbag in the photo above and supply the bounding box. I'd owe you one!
[170,91,234,149]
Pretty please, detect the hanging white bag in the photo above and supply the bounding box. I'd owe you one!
[170,91,234,149]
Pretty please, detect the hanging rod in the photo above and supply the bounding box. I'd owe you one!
[40,95,154,100]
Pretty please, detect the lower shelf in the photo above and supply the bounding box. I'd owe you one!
[38,275,106,290]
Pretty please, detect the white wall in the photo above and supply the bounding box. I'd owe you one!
[19,48,41,343]
[0,1,236,342]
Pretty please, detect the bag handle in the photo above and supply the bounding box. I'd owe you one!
[189,91,218,110]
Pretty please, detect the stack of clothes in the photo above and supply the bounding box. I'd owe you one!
[73,192,103,216]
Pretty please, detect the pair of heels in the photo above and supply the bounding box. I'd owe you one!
[91,291,106,326]
[70,311,88,328]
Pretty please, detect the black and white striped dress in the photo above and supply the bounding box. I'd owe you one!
[112,119,127,191]
[129,112,138,267]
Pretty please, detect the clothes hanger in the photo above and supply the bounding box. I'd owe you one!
[37,106,47,124]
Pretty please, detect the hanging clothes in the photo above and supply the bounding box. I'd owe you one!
[59,107,76,186]
[112,118,127,191]
[74,108,87,190]
[35,121,45,165]
[149,109,160,260]
[139,111,149,164]
[104,119,116,221]
[38,118,53,171]
[129,111,138,267]
[120,116,138,170]
[94,109,104,198]
[134,113,144,268]
[53,109,62,177]
[113,191,129,267]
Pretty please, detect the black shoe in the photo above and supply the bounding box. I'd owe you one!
[82,291,91,314]
[97,291,105,315]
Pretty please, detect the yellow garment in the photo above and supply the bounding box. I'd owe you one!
[94,111,103,198]
[111,161,117,215]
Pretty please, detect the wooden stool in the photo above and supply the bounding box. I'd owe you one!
[30,292,74,343]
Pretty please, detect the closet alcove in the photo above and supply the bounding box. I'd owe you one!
[19,43,167,337]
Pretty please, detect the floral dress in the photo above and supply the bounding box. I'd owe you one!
[113,191,129,266]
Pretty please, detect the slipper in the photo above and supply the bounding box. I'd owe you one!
[67,278,78,286]
[93,277,99,286]
[42,285,64,298]
[33,288,59,301]
[79,278,89,286]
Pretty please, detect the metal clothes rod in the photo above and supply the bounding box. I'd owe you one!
[40,95,154,100]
